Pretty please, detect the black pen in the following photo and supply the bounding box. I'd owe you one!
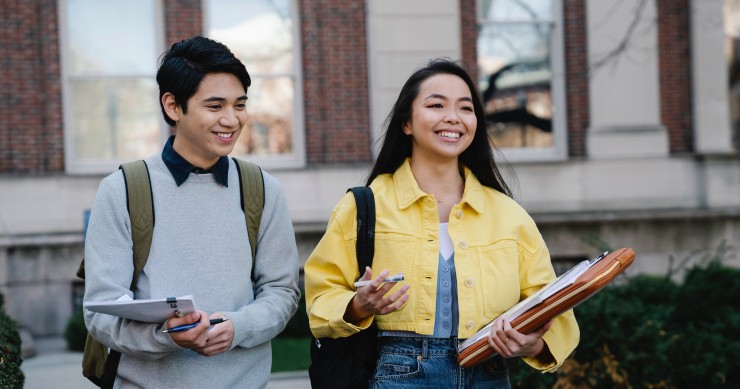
[162,317,229,333]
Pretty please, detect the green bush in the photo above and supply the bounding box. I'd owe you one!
[0,293,25,388]
[65,309,87,352]
[278,289,311,338]
[507,256,740,388]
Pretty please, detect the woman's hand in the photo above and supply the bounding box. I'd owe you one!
[344,267,410,323]
[486,317,552,359]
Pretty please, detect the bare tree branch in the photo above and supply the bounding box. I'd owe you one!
[589,0,649,76]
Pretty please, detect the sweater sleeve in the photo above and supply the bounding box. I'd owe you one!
[225,172,301,349]
[83,173,181,360]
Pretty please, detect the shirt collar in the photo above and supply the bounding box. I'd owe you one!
[161,136,230,187]
[392,158,485,214]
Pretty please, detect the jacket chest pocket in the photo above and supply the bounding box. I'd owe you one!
[371,233,418,283]
[477,242,520,319]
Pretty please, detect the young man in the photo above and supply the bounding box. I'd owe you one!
[83,36,300,387]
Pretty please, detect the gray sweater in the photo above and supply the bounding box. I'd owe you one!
[83,154,300,388]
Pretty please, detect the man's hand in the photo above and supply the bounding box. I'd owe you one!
[165,310,210,349]
[344,267,410,323]
[192,312,234,357]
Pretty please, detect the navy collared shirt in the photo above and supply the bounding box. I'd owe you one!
[161,136,230,187]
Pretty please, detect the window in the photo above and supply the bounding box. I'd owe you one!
[206,0,305,168]
[726,0,740,152]
[477,0,567,160]
[62,0,165,173]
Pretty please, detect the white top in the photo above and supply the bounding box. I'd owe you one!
[439,222,454,260]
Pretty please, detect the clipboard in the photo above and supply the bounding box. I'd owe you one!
[457,248,635,368]
[84,294,197,323]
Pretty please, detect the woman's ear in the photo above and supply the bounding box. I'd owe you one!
[162,92,180,123]
[403,122,412,135]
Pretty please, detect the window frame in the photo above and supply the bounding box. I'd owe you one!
[60,0,168,175]
[203,0,306,169]
[477,0,568,162]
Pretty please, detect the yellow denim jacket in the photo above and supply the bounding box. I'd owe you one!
[305,159,579,372]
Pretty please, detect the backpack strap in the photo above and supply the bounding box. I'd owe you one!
[348,187,375,272]
[233,158,264,279]
[120,160,154,291]
[80,161,153,389]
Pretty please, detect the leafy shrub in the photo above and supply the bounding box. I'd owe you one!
[64,309,87,352]
[278,289,311,338]
[507,255,740,388]
[0,293,25,388]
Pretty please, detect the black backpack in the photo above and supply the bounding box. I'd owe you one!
[76,158,264,389]
[308,186,379,389]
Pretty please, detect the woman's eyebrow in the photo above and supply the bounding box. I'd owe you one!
[423,93,473,102]
[424,93,448,101]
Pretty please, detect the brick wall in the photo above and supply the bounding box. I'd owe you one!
[459,0,478,83]
[657,0,693,153]
[163,0,203,51]
[564,0,589,158]
[300,0,372,164]
[162,0,202,137]
[0,1,692,172]
[0,0,64,174]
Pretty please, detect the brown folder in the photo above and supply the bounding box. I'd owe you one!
[457,248,635,368]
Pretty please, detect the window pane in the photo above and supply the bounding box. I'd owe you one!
[207,0,297,157]
[64,0,161,169]
[70,78,160,159]
[480,0,553,21]
[207,0,294,74]
[233,76,294,155]
[479,22,554,149]
[66,0,158,75]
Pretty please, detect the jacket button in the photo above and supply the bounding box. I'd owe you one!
[466,320,474,329]
[459,241,468,249]
[455,210,463,219]
[465,278,474,287]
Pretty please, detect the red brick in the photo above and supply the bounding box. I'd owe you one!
[564,0,589,157]
[657,0,693,153]
[300,0,371,164]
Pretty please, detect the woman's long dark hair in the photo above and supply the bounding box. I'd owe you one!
[366,59,512,197]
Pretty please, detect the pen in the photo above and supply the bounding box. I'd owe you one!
[162,317,229,333]
[354,274,405,287]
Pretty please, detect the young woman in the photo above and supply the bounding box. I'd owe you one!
[305,59,579,388]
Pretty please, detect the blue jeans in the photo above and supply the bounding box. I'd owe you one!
[370,337,510,389]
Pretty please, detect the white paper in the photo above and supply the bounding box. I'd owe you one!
[84,295,197,323]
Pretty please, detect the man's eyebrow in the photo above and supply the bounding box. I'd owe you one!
[202,94,248,103]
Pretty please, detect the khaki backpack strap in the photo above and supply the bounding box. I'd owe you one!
[81,161,153,388]
[120,160,154,291]
[233,158,264,278]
